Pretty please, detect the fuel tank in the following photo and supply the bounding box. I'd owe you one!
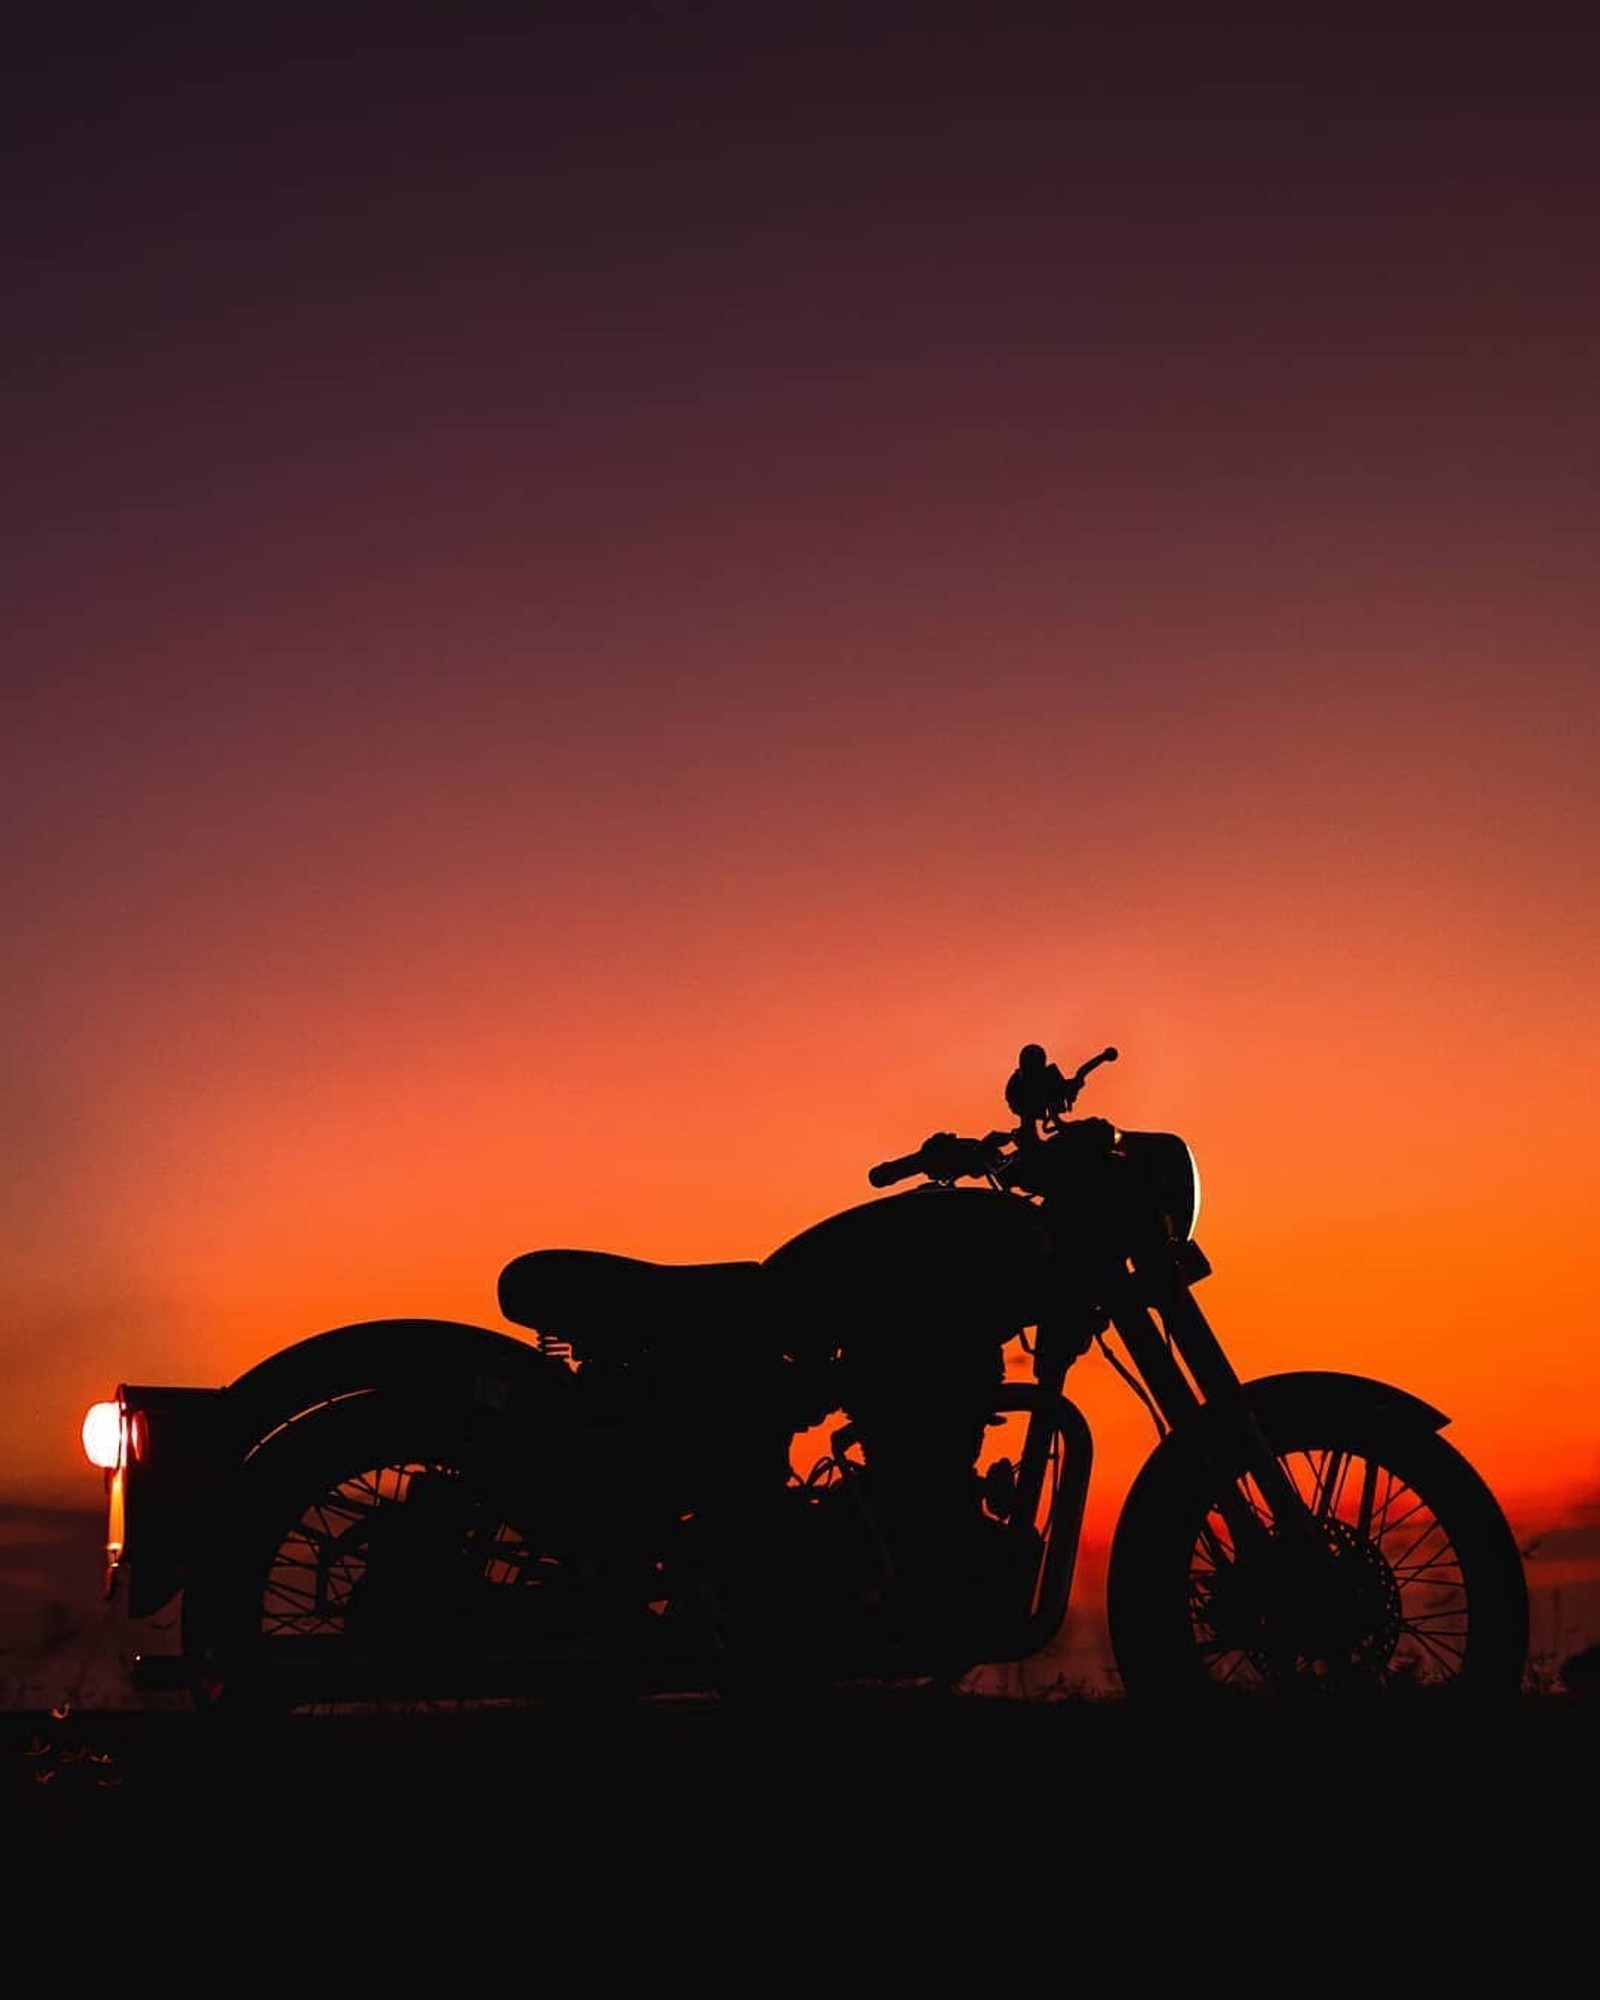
[763,1185,1053,1341]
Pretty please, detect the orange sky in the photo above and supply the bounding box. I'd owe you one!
[7,13,1599,1665]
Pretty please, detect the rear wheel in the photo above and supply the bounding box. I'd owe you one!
[1106,1396,1529,1698]
[181,1395,616,1716]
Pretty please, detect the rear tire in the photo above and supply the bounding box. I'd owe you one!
[181,1393,608,1716]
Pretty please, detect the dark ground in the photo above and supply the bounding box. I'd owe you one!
[5,1685,1597,1976]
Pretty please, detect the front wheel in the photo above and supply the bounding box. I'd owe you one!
[1106,1382,1529,1698]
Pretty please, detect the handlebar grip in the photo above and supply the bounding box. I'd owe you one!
[867,1151,925,1189]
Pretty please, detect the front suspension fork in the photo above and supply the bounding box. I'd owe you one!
[1110,1279,1317,1547]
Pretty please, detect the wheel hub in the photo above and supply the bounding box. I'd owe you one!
[1202,1518,1404,1681]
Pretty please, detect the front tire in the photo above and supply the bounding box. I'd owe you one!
[1106,1384,1529,1698]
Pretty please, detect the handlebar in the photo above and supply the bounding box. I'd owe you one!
[868,1041,1118,1189]
[867,1129,1013,1189]
[1070,1045,1119,1098]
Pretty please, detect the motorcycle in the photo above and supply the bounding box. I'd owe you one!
[81,1041,1530,1713]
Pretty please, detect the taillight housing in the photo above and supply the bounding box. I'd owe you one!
[81,1382,229,1613]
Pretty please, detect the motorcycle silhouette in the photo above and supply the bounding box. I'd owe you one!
[83,1042,1530,1712]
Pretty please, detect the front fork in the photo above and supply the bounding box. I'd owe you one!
[1107,1258,1316,1545]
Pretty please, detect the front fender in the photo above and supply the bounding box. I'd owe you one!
[1237,1369,1448,1434]
[1112,1367,1452,1569]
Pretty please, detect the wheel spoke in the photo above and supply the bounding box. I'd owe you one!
[1352,1455,1378,1538]
[1195,1514,1237,1572]
[1403,1620,1467,1675]
[1308,1448,1354,1522]
[1381,1507,1454,1581]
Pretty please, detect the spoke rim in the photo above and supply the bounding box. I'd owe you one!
[1186,1446,1471,1687]
[257,1459,556,1642]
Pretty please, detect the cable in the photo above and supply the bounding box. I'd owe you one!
[1094,1331,1169,1439]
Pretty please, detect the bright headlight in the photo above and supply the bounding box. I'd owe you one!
[1117,1130,1202,1241]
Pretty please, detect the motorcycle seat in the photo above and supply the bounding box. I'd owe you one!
[497,1247,765,1341]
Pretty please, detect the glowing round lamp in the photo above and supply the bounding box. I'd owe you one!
[82,1401,123,1471]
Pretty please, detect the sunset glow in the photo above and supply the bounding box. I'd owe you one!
[7,12,1599,1674]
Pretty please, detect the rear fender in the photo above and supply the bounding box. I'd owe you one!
[223,1317,570,1457]
[120,1318,572,1618]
